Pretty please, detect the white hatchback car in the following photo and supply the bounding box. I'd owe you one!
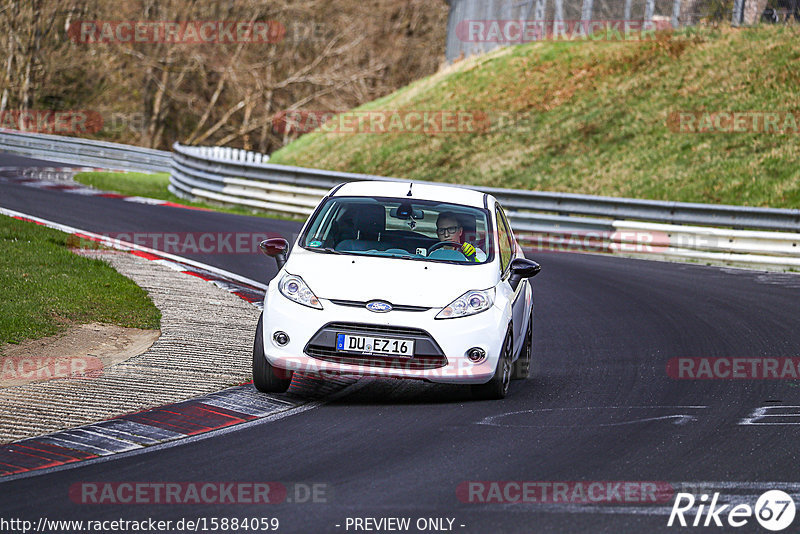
[253,180,540,399]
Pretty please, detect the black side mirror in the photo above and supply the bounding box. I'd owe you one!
[509,258,541,290]
[260,238,289,270]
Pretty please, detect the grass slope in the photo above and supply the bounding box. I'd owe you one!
[0,216,161,346]
[270,26,800,208]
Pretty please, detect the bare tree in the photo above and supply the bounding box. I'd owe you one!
[0,0,448,150]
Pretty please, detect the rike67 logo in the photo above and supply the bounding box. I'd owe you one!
[668,490,796,531]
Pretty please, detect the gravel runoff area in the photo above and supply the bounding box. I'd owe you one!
[0,250,261,443]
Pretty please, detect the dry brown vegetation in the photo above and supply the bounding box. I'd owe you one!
[0,0,448,151]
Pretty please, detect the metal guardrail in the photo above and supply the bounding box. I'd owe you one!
[489,188,800,233]
[170,143,800,233]
[168,142,800,269]
[0,130,171,173]
[0,131,797,269]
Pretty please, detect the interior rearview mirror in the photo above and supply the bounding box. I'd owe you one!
[390,206,424,220]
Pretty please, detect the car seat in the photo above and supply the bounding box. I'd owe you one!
[354,203,386,241]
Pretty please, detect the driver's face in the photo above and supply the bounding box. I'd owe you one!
[436,218,462,242]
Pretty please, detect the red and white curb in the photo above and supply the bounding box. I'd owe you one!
[0,204,360,480]
[0,206,267,308]
[0,378,356,480]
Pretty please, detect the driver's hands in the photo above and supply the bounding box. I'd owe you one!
[461,242,477,262]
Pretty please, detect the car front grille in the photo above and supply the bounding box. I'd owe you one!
[329,300,431,312]
[304,322,447,370]
[323,322,431,337]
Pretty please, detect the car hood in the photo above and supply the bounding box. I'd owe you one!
[283,249,497,308]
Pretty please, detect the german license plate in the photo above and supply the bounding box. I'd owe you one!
[336,334,414,357]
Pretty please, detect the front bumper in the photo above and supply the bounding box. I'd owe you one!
[260,291,508,385]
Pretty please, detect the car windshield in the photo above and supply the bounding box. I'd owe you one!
[300,196,493,264]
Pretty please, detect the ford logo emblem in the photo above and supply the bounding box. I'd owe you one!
[366,301,392,313]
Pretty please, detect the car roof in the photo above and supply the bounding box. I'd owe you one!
[330,180,488,209]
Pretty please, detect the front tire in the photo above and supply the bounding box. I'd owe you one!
[472,329,512,400]
[253,313,293,393]
[512,311,534,380]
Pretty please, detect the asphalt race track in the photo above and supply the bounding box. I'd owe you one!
[2,153,800,533]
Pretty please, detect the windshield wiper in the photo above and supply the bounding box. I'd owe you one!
[306,246,343,255]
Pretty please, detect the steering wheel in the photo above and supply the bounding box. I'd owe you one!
[428,241,467,257]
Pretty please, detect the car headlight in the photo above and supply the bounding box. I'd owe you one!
[435,288,494,319]
[278,273,322,310]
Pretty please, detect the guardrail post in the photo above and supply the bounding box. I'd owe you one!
[554,0,564,23]
[581,0,594,22]
[645,0,655,21]
[731,0,744,25]
[671,0,682,26]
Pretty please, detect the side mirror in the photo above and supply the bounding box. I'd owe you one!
[260,238,289,270]
[508,258,541,290]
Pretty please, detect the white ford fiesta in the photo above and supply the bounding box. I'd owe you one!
[253,180,540,399]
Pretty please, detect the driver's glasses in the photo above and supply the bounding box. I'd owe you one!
[436,225,460,237]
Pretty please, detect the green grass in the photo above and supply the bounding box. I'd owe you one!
[75,171,175,200]
[73,171,299,219]
[0,216,161,347]
[269,25,800,209]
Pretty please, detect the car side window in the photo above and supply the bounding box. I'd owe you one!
[500,206,516,253]
[495,206,513,274]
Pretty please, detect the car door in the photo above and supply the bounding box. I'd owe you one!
[495,204,526,356]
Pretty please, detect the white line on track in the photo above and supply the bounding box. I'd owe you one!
[0,206,371,483]
[0,378,373,484]
[477,406,709,427]
[0,206,267,290]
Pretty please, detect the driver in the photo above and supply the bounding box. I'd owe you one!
[435,212,486,262]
